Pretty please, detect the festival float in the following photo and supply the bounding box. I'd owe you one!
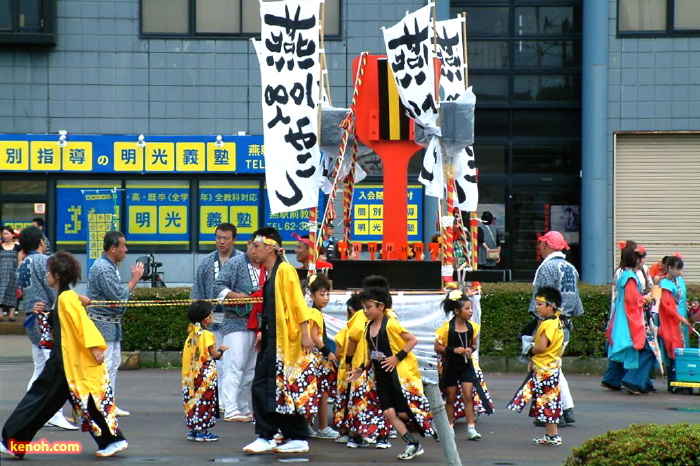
[253,1,498,367]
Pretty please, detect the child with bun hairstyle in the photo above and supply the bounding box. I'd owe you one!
[333,292,369,445]
[306,273,338,439]
[434,285,494,441]
[348,276,435,461]
[182,300,228,442]
[508,286,565,447]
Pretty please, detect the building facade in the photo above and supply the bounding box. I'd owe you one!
[1,0,698,284]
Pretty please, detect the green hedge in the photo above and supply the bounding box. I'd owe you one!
[566,423,700,465]
[122,287,191,351]
[122,283,700,354]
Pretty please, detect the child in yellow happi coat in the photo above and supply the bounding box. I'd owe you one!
[306,274,338,439]
[182,300,228,442]
[349,276,435,461]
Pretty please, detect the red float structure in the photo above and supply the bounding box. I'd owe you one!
[351,54,422,247]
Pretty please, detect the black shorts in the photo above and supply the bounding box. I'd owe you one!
[442,363,476,388]
[373,362,410,413]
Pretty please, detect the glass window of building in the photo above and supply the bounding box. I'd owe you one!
[618,0,700,34]
[142,0,341,37]
[452,0,582,274]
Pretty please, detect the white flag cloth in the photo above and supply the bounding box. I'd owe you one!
[253,0,322,214]
[418,136,445,199]
[320,148,367,195]
[382,3,439,128]
[454,146,478,211]
[433,16,467,102]
[434,15,479,210]
[384,4,443,197]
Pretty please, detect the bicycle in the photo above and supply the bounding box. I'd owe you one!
[136,252,167,288]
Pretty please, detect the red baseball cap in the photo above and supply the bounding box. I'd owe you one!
[538,231,569,251]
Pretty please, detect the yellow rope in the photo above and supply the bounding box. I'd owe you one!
[86,297,263,308]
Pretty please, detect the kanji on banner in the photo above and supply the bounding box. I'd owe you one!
[383,4,443,199]
[253,0,322,215]
[83,190,119,275]
[455,146,478,212]
[433,15,479,210]
[433,16,466,102]
[382,4,438,127]
[419,137,444,198]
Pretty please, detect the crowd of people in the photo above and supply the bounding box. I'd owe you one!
[602,241,696,394]
[0,221,695,460]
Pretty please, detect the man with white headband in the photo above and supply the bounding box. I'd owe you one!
[243,227,315,455]
[528,231,583,427]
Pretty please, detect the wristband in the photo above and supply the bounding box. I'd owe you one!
[470,346,477,353]
[319,345,331,357]
[345,355,354,365]
[396,350,408,361]
[527,347,535,358]
[446,346,455,354]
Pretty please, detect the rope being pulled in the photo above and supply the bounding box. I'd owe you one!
[86,297,263,308]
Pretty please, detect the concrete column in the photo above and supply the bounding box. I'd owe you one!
[581,0,609,284]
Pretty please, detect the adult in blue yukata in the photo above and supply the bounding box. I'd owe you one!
[528,231,583,426]
[16,226,77,430]
[191,222,243,409]
[87,231,144,417]
[214,238,260,422]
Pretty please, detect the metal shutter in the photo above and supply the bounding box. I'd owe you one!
[614,133,700,283]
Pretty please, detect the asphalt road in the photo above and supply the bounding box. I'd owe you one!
[1,336,698,465]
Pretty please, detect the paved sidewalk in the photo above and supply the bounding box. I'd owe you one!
[1,334,698,465]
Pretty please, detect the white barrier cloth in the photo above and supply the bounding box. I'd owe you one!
[322,292,483,381]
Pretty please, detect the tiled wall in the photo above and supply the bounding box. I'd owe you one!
[606,0,700,263]
[0,0,424,135]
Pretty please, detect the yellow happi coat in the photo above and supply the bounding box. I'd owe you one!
[273,262,315,415]
[355,313,435,438]
[58,290,118,436]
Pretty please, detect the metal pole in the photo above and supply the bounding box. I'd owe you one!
[581,0,609,284]
[423,380,461,466]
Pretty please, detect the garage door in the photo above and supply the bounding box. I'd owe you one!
[615,133,700,283]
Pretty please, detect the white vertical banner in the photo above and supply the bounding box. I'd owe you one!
[455,146,478,212]
[383,3,444,198]
[382,3,439,128]
[253,0,322,214]
[433,16,466,102]
[434,15,478,210]
[419,136,444,198]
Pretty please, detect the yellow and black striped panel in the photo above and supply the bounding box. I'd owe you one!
[377,58,411,141]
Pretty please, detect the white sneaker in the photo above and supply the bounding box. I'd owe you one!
[274,439,309,453]
[467,426,482,440]
[315,426,339,439]
[1,442,18,458]
[335,434,350,444]
[243,438,277,454]
[46,414,79,430]
[114,407,130,417]
[95,440,128,457]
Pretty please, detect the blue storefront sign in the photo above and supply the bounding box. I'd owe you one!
[263,190,327,245]
[0,134,265,174]
[56,183,123,248]
[199,185,261,245]
[351,184,423,243]
[126,185,190,245]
